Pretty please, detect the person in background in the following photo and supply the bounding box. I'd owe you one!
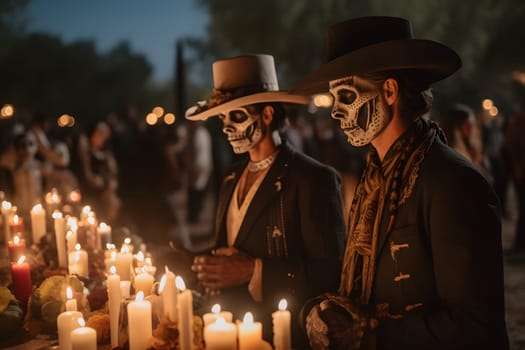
[292,16,509,349]
[185,54,346,347]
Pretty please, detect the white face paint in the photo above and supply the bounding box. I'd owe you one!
[329,76,391,146]
[219,106,264,154]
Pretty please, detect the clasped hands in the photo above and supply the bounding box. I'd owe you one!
[191,247,255,296]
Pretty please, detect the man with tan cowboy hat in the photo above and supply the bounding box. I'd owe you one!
[186,54,346,347]
[292,16,509,349]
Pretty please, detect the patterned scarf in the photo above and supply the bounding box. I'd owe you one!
[339,117,445,303]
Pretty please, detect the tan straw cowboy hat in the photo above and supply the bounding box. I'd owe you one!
[186,54,310,121]
[291,16,462,95]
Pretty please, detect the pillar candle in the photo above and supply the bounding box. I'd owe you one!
[115,246,132,281]
[30,204,46,244]
[10,256,32,311]
[120,280,131,298]
[1,201,13,244]
[65,286,78,311]
[203,303,233,326]
[9,214,24,236]
[134,268,154,296]
[57,310,82,350]
[176,276,193,350]
[8,235,26,263]
[159,266,177,322]
[66,229,78,254]
[53,211,67,268]
[70,317,97,350]
[127,291,152,350]
[96,222,112,250]
[272,299,291,350]
[238,312,262,350]
[204,317,237,350]
[68,244,89,277]
[107,266,121,349]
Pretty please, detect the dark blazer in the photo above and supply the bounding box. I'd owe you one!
[372,138,509,350]
[209,142,346,345]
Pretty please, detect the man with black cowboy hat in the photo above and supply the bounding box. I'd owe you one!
[185,54,346,347]
[292,16,509,349]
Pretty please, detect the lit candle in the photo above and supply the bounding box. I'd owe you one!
[57,310,82,350]
[272,299,291,350]
[68,244,89,277]
[1,200,13,244]
[107,266,121,349]
[30,203,46,244]
[45,188,62,213]
[96,222,111,250]
[120,280,131,298]
[65,286,78,311]
[8,235,26,263]
[158,266,177,322]
[204,317,237,350]
[203,303,233,326]
[115,245,132,281]
[70,317,97,350]
[176,276,193,350]
[134,267,154,296]
[10,256,32,312]
[127,291,152,350]
[9,214,24,236]
[53,210,67,268]
[238,312,262,350]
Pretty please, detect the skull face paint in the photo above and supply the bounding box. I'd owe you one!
[329,76,392,146]
[219,106,264,154]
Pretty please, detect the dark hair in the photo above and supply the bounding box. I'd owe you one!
[359,69,434,122]
[252,102,287,131]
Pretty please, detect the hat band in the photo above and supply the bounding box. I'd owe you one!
[209,82,279,108]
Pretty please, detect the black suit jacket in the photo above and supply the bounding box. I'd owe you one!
[209,142,346,346]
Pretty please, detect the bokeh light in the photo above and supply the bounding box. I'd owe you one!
[0,104,14,118]
[146,112,158,125]
[163,113,175,125]
[313,94,333,108]
[152,106,164,117]
[482,99,493,110]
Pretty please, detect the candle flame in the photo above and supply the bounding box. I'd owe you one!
[17,256,26,264]
[279,298,288,311]
[110,266,116,275]
[2,201,11,210]
[87,216,95,225]
[82,205,91,214]
[52,210,63,219]
[110,251,117,259]
[77,317,85,327]
[69,190,81,202]
[66,286,73,299]
[124,237,131,245]
[136,291,144,302]
[243,312,254,324]
[158,275,167,293]
[212,304,221,314]
[75,243,81,251]
[136,251,144,261]
[175,276,186,291]
[99,222,108,230]
[13,235,20,244]
[106,243,115,250]
[121,245,129,254]
[32,203,43,212]
[13,214,19,224]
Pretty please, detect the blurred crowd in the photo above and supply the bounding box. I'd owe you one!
[0,102,524,252]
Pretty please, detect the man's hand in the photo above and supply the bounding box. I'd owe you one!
[191,248,255,295]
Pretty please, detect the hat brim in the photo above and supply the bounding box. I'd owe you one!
[290,39,461,95]
[185,91,310,121]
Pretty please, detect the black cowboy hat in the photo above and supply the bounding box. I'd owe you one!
[186,54,310,121]
[291,16,462,95]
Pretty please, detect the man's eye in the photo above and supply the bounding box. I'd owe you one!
[338,89,357,105]
[229,110,249,123]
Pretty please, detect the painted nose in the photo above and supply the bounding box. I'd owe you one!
[222,124,235,134]
[331,108,345,120]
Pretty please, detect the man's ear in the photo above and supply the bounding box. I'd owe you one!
[382,78,399,106]
[262,105,274,125]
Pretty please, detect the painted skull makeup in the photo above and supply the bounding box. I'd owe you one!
[220,106,264,154]
[329,76,391,146]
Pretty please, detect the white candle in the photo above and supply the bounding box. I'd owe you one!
[96,222,112,250]
[68,243,89,277]
[203,303,233,326]
[1,201,13,244]
[53,211,67,268]
[120,280,131,298]
[65,286,78,311]
[71,318,97,350]
[272,299,291,350]
[158,266,178,322]
[107,266,121,349]
[238,312,262,350]
[176,276,193,350]
[115,245,132,281]
[134,268,154,296]
[57,310,82,350]
[30,204,46,244]
[204,317,237,350]
[127,291,152,350]
[66,229,77,254]
[105,250,117,273]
